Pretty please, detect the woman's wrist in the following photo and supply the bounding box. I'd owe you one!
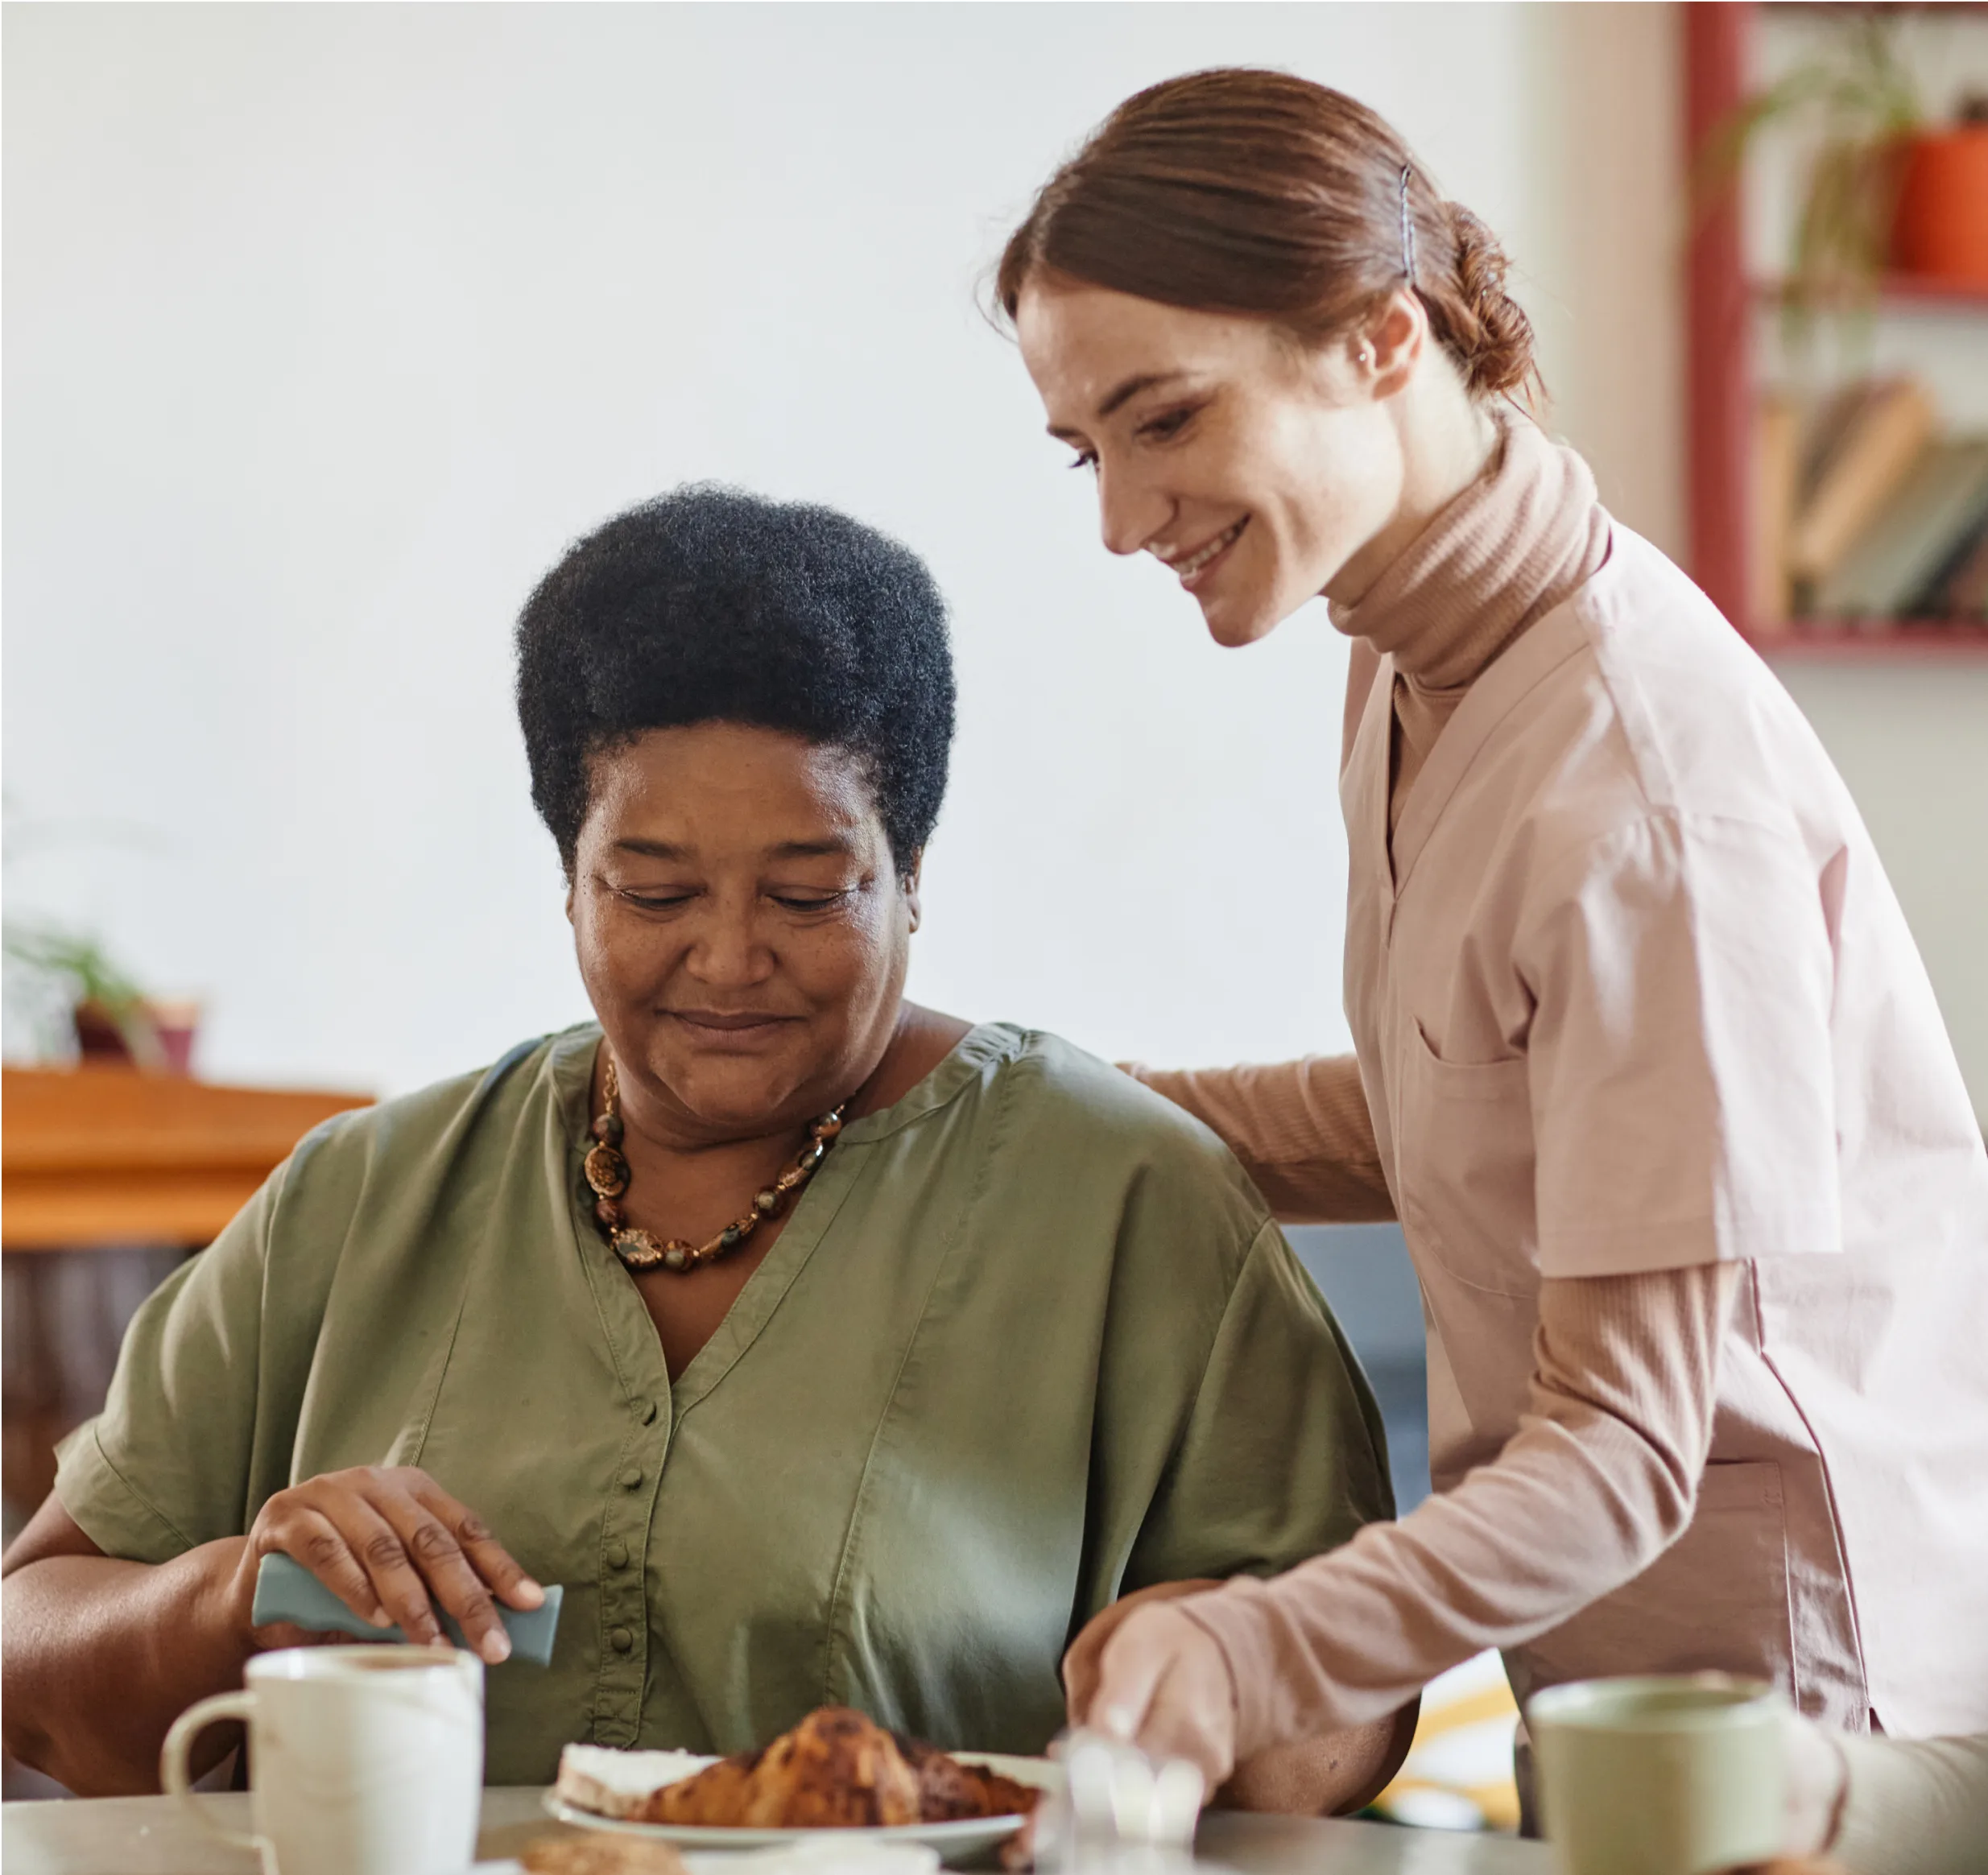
[1780,1712,1851,1856]
[183,1534,259,1666]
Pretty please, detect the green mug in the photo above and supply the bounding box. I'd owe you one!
[1529,1674,1786,1875]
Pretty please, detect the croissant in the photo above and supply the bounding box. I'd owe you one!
[632,1707,1038,1828]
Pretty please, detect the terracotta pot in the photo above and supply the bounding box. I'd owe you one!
[1891,126,1988,287]
[73,998,200,1075]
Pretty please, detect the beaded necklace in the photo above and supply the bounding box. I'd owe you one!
[583,1054,845,1274]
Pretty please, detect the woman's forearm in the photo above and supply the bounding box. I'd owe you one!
[2,1538,254,1794]
[1177,1264,1736,1753]
[1827,1731,1988,1875]
[1220,1704,1418,1817]
[1124,1055,1396,1225]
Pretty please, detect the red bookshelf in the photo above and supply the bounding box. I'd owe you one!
[1683,2,1988,659]
[1751,276,1988,312]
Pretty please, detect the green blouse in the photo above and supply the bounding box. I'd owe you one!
[56,1022,1391,1782]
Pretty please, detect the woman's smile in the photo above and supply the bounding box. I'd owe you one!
[664,1007,805,1050]
[1157,516,1250,590]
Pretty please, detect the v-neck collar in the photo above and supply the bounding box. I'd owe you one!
[1380,594,1595,900]
[553,1022,1019,1418]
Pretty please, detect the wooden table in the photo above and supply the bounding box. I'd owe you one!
[0,1789,1553,1873]
[2,1066,372,1251]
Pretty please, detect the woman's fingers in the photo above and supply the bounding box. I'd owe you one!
[1092,1618,1171,1743]
[313,1493,455,1647]
[368,1481,510,1663]
[1064,1581,1222,1725]
[411,1478,543,1611]
[1088,1604,1238,1790]
[1064,1604,1129,1724]
[266,1505,392,1628]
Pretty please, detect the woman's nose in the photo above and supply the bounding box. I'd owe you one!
[684,911,771,987]
[1096,464,1167,559]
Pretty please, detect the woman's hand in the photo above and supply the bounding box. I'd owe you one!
[1064,1579,1221,1724]
[1067,1589,1238,1790]
[229,1466,543,1666]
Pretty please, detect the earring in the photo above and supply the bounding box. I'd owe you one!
[1358,345,1375,367]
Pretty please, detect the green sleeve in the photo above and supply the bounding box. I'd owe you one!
[1122,1220,1395,1591]
[53,1166,283,1563]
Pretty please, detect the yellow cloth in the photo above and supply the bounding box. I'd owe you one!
[1370,1650,1520,1834]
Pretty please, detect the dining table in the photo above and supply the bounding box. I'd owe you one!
[1,1789,1555,1874]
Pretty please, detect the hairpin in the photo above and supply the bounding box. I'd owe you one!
[1399,165,1417,283]
[1399,164,1415,282]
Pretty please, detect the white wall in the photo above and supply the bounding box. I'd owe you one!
[1773,661,1988,1120]
[5,4,1980,1120]
[0,2,1523,1094]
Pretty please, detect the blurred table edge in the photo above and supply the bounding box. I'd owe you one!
[0,1786,1552,1873]
[2,1065,372,1250]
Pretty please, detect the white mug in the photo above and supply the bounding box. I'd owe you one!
[161,1645,484,1875]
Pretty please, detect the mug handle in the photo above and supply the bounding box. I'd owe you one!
[160,1690,264,1856]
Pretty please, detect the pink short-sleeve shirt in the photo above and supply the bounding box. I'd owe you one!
[1343,526,1988,1736]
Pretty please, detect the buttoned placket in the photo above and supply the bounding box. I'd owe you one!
[565,1076,883,1749]
[592,1383,668,1744]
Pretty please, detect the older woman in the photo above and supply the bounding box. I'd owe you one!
[2,487,1399,1802]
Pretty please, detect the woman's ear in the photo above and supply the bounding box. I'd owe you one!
[564,872,577,925]
[900,849,924,935]
[1356,289,1425,397]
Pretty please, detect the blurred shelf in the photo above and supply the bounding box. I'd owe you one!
[1743,618,1988,659]
[1751,275,1988,312]
[1,1064,372,1249]
[1765,2,1988,13]
[1688,5,1988,659]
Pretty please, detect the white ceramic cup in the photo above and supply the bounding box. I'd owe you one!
[1528,1673,1786,1875]
[161,1645,484,1875]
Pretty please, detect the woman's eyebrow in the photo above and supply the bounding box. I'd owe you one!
[767,837,858,860]
[609,837,855,861]
[1047,370,1188,440]
[613,838,688,859]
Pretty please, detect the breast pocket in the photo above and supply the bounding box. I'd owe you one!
[1394,1021,1540,1300]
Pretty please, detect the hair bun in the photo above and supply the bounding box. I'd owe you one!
[1438,200,1538,401]
[994,68,1546,410]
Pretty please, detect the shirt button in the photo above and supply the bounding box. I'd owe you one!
[610,1627,634,1654]
[621,1466,643,1490]
[605,1541,630,1569]
[634,1397,658,1425]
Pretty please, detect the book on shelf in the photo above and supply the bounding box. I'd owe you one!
[1753,393,1801,631]
[1787,378,1936,586]
[1810,440,1988,623]
[1915,512,1988,621]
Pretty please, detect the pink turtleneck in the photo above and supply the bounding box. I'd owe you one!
[1124,419,1737,1755]
[1128,415,1610,1221]
[1335,414,1611,836]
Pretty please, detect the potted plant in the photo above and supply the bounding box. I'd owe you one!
[1891,92,1988,290]
[1,923,198,1073]
[1700,9,1922,329]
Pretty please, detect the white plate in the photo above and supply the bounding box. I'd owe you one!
[543,1751,1061,1856]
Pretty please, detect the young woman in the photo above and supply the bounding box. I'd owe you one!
[996,68,1988,1794]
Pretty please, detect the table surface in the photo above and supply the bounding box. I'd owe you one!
[1,1788,1553,1874]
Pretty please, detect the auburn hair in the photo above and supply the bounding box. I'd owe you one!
[996,68,1542,405]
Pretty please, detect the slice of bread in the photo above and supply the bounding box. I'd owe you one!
[556,1745,716,1819]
